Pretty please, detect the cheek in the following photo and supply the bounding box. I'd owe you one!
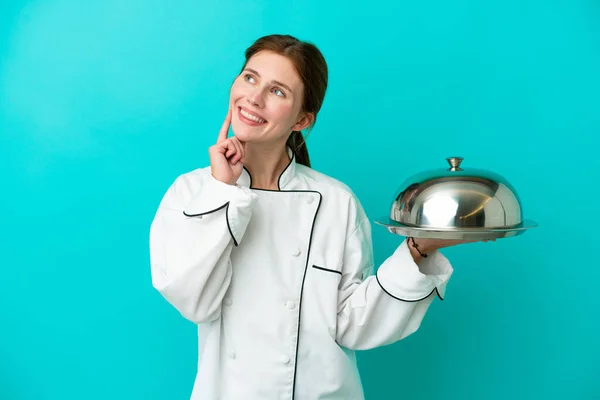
[229,80,246,103]
[270,102,295,123]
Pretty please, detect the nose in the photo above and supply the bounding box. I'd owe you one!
[246,88,264,107]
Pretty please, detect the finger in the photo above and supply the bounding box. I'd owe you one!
[216,140,228,156]
[217,106,233,143]
[236,138,245,164]
[234,137,245,163]
[231,138,244,165]
[224,140,237,159]
[238,138,246,161]
[225,145,235,159]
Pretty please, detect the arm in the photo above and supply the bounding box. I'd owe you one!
[149,172,256,323]
[335,203,453,350]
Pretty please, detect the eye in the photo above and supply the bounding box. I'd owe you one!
[244,74,256,84]
[272,88,285,97]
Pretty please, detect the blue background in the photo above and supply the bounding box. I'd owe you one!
[1,0,599,399]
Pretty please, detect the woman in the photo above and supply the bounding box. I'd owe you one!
[150,34,479,400]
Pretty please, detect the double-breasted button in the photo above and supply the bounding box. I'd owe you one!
[281,355,291,364]
[292,248,301,257]
[306,197,314,204]
[229,352,236,359]
[285,301,296,310]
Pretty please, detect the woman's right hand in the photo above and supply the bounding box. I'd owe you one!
[209,107,246,185]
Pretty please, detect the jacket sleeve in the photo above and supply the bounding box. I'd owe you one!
[335,200,453,350]
[149,172,257,323]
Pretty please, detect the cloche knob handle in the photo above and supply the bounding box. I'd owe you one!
[446,157,464,171]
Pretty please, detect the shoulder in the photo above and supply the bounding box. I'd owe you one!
[159,166,212,205]
[295,164,367,219]
[296,164,355,197]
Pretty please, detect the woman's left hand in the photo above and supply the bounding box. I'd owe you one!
[412,237,496,255]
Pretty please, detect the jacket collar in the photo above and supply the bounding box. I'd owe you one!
[237,146,297,190]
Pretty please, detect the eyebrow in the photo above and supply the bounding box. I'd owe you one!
[243,68,293,94]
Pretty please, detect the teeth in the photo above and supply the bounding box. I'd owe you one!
[240,108,266,123]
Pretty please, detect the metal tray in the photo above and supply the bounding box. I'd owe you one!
[374,218,539,240]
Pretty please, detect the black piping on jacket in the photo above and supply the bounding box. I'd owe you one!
[180,151,443,399]
[182,152,323,400]
[375,270,444,301]
[312,265,342,276]
[183,202,239,247]
[243,154,323,400]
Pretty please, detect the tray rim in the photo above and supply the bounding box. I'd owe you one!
[374,218,538,232]
[373,218,538,239]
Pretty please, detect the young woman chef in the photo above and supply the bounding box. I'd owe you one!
[149,34,484,400]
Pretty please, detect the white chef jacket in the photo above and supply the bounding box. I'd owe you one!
[149,149,453,400]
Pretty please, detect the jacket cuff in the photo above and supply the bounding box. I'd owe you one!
[376,240,453,301]
[183,174,257,246]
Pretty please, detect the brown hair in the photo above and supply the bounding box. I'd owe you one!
[241,34,328,167]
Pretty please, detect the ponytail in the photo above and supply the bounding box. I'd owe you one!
[286,130,311,167]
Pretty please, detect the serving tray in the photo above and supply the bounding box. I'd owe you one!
[374,218,539,240]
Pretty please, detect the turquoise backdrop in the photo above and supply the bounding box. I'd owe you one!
[1,0,599,399]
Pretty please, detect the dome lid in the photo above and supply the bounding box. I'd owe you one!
[375,157,538,240]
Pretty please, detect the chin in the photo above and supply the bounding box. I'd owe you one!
[230,124,255,142]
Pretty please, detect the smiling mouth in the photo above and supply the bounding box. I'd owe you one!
[239,107,267,124]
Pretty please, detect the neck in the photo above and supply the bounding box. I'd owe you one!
[243,141,290,190]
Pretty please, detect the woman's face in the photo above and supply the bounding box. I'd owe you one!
[229,50,313,145]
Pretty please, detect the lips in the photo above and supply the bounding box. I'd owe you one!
[238,107,267,124]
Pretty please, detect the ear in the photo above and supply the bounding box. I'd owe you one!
[291,112,315,132]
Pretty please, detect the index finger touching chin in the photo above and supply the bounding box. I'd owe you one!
[217,106,233,143]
